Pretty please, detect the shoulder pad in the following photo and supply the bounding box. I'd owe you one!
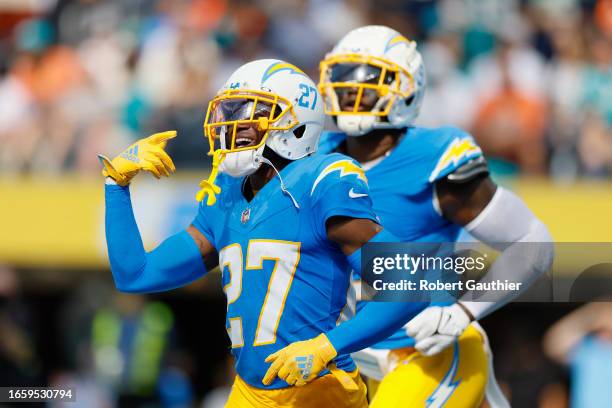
[311,156,367,195]
[445,156,489,183]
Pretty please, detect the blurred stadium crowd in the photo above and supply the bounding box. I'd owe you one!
[1,0,612,407]
[0,0,610,178]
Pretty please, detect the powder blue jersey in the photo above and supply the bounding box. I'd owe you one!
[192,153,377,389]
[318,126,484,349]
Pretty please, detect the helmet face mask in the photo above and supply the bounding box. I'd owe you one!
[204,89,298,156]
[319,54,415,118]
[202,59,324,179]
[319,26,426,136]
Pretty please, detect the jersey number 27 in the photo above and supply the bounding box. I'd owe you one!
[219,239,300,348]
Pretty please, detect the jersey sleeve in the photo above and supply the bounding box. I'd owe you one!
[310,156,379,238]
[191,200,217,248]
[428,127,485,183]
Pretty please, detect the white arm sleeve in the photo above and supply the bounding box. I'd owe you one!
[460,187,554,320]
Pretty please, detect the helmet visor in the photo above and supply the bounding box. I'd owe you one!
[211,99,275,123]
[329,63,394,85]
[204,90,298,154]
[319,54,415,116]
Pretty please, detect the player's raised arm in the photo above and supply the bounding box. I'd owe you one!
[100,131,215,293]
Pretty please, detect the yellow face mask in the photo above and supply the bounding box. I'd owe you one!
[318,53,415,117]
[197,89,299,205]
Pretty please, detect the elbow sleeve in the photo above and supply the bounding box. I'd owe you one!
[462,187,554,319]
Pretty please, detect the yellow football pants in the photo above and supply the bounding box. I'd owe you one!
[369,324,488,408]
[226,369,368,408]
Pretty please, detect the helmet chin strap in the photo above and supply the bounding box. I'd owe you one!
[337,93,391,136]
[197,144,300,209]
[219,145,265,178]
[337,114,378,136]
[196,146,265,206]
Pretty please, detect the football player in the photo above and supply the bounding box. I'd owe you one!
[309,26,554,407]
[99,59,428,408]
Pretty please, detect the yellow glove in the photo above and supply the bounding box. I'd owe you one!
[98,131,177,186]
[262,334,357,389]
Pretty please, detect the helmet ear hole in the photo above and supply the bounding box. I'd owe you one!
[404,94,415,106]
[293,124,306,139]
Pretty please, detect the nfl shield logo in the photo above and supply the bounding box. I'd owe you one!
[241,208,251,224]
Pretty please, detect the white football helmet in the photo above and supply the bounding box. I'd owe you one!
[204,59,324,177]
[319,25,426,136]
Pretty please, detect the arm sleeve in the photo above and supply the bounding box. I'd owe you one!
[311,158,378,238]
[105,183,207,293]
[190,199,216,245]
[326,229,429,355]
[327,295,428,355]
[460,187,554,319]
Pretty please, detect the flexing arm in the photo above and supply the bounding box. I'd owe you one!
[100,131,216,293]
[105,182,216,293]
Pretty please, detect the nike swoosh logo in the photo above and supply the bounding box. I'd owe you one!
[349,188,368,198]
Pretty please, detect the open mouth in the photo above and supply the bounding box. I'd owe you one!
[232,125,259,148]
[235,136,255,148]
